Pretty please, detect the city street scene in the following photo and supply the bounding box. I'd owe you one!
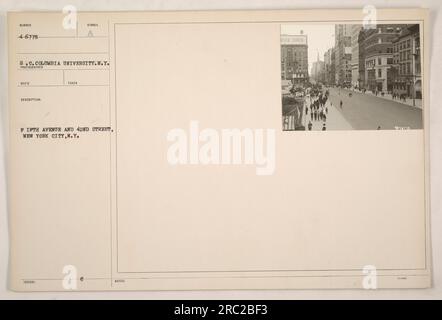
[281,23,423,131]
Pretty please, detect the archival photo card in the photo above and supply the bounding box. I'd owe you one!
[7,9,431,291]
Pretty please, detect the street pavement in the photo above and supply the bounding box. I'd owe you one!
[326,87,423,130]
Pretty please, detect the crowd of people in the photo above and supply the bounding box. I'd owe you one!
[347,85,415,103]
[391,92,409,102]
[306,89,329,131]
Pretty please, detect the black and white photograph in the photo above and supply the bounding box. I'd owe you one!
[281,23,423,131]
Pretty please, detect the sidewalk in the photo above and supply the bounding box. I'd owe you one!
[304,97,353,131]
[345,88,422,109]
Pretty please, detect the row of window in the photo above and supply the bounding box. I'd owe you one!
[394,49,412,62]
[394,39,412,52]
[365,57,395,68]
[398,62,412,75]
[281,56,308,64]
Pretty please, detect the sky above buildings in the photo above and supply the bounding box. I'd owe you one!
[281,24,335,71]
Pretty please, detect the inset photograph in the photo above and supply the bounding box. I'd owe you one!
[281,24,423,131]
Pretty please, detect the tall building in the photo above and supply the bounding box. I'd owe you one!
[358,29,367,89]
[362,25,403,93]
[334,24,353,86]
[330,48,336,86]
[392,24,421,99]
[311,52,325,83]
[323,48,334,85]
[281,33,309,85]
[351,25,362,88]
